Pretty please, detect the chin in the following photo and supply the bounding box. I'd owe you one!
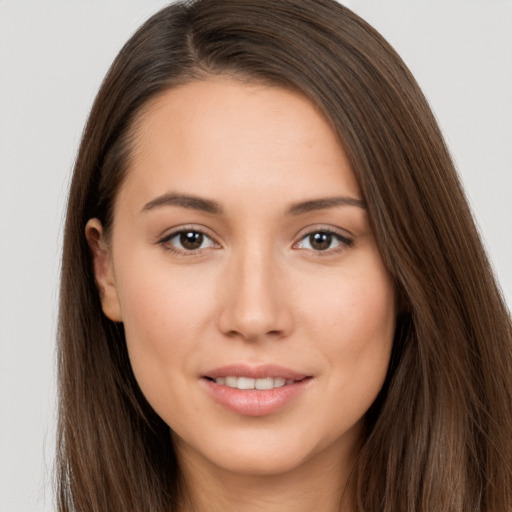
[173,419,360,480]
[209,445,311,477]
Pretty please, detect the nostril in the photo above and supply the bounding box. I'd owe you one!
[217,291,294,341]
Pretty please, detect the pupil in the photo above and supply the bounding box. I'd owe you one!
[180,231,203,250]
[310,232,332,250]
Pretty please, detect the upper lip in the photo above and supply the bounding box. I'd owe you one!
[203,364,310,381]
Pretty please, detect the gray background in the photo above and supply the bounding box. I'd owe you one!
[0,1,510,510]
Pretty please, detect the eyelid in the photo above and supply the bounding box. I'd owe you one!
[155,223,354,256]
[292,225,354,253]
[157,224,221,255]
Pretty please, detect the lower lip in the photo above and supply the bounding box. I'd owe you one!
[202,378,312,416]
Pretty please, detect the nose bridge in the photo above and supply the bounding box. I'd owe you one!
[218,238,291,341]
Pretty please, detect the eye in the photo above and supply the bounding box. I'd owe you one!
[294,230,353,253]
[159,229,218,253]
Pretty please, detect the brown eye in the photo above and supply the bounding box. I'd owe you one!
[309,232,332,251]
[161,229,217,253]
[180,231,204,250]
[295,229,353,253]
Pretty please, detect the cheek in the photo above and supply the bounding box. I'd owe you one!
[306,262,395,347]
[304,252,395,411]
[118,247,216,331]
[113,250,218,403]
[332,275,395,355]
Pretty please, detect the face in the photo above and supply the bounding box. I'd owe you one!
[87,79,395,479]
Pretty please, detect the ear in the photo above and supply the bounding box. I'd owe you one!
[85,219,123,322]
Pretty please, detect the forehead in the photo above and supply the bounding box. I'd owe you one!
[119,78,361,213]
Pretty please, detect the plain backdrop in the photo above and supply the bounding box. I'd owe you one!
[0,1,511,510]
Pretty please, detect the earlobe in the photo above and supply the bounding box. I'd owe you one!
[85,219,123,322]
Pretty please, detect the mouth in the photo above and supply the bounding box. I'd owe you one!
[201,365,313,416]
[204,376,306,390]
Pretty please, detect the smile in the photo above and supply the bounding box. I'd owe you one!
[208,376,296,390]
[201,365,312,416]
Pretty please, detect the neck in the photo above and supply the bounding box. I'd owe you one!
[175,436,359,512]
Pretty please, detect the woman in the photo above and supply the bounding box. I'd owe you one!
[57,0,512,510]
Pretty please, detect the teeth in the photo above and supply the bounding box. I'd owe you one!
[214,376,290,389]
[225,376,237,387]
[237,377,255,390]
[256,377,274,390]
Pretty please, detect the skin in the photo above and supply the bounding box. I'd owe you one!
[87,78,396,512]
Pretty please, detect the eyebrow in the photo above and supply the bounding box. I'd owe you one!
[286,196,366,215]
[141,193,223,214]
[141,192,366,215]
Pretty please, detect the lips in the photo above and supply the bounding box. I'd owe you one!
[203,363,308,381]
[201,364,312,416]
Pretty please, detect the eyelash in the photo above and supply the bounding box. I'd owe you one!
[157,227,354,257]
[157,226,219,257]
[293,228,354,255]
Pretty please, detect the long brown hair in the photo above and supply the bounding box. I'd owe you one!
[57,1,512,510]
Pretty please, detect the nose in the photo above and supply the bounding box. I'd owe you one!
[217,247,293,342]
